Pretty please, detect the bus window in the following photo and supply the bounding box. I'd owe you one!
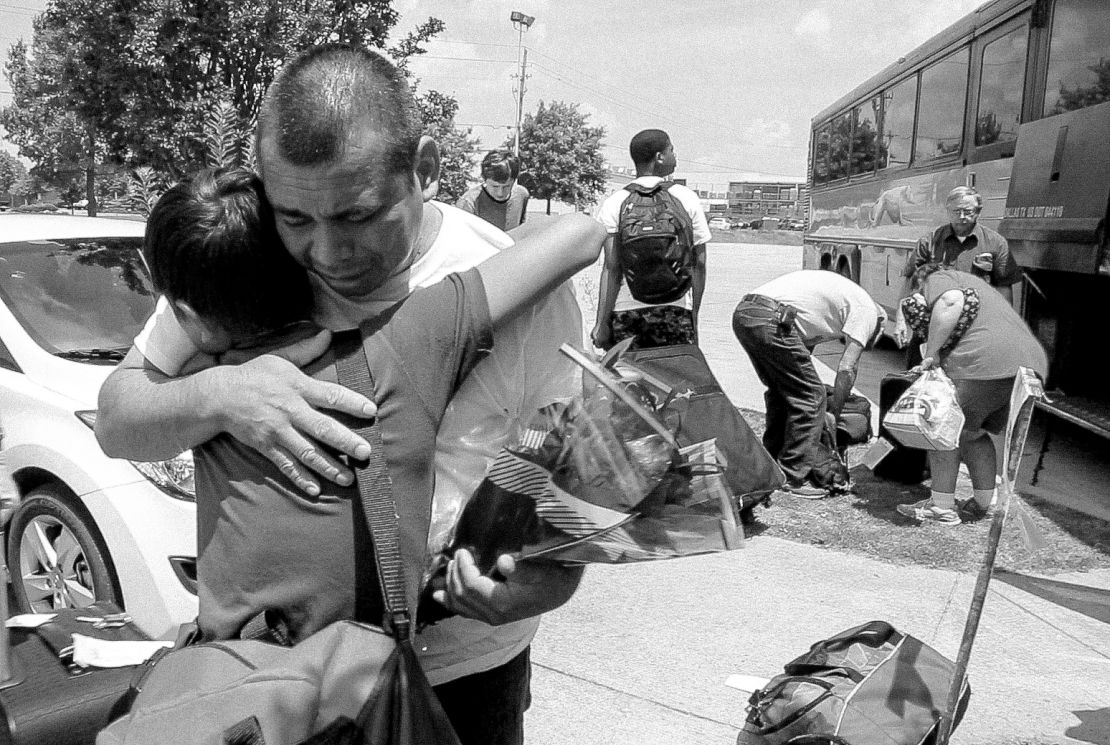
[915,47,969,162]
[1044,0,1110,116]
[813,125,831,184]
[850,96,880,176]
[976,23,1028,146]
[878,76,916,169]
[828,114,850,181]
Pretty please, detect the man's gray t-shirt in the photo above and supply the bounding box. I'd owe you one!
[195,270,492,642]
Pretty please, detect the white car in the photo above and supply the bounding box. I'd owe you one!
[0,214,197,639]
[708,217,732,230]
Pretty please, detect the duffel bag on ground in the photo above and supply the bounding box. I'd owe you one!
[825,386,873,448]
[614,343,785,522]
[737,620,970,745]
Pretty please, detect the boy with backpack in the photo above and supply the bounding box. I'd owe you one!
[592,129,710,351]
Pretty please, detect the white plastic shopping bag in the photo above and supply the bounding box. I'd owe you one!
[882,368,964,450]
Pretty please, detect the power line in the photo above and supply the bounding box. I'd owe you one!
[415,54,515,65]
[419,46,805,156]
[0,6,39,17]
[527,45,685,108]
[430,38,518,50]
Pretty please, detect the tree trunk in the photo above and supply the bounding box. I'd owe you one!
[546,198,551,215]
[85,121,98,217]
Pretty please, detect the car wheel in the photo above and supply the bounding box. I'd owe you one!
[6,485,122,613]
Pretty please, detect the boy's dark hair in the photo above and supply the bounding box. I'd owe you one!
[256,44,421,176]
[629,129,670,167]
[480,149,520,182]
[144,167,313,337]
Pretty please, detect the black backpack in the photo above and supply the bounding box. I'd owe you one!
[616,182,696,304]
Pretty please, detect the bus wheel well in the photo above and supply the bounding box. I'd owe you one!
[837,257,853,279]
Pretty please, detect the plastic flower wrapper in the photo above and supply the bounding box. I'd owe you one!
[417,344,742,629]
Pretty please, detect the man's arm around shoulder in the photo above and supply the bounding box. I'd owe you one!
[96,332,378,496]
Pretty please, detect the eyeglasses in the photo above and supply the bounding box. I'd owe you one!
[949,208,979,217]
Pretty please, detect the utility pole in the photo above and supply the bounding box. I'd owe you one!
[514,48,529,157]
[510,11,535,158]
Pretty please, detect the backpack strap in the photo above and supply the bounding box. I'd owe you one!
[332,329,412,642]
[658,183,696,245]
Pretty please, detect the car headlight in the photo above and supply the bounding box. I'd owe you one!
[75,410,196,501]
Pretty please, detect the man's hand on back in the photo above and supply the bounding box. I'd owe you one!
[434,548,584,626]
[213,330,378,496]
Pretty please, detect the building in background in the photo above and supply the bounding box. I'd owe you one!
[728,176,806,221]
[600,168,805,224]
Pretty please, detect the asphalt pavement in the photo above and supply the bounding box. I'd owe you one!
[532,241,1110,745]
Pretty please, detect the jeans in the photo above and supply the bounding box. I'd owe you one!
[433,648,532,745]
[732,302,826,483]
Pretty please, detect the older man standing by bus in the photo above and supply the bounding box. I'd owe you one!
[895,186,1023,351]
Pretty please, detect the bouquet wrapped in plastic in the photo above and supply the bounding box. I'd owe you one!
[419,344,743,627]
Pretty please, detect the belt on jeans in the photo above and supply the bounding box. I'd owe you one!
[741,294,783,311]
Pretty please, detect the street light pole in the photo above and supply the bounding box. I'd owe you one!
[510,11,535,158]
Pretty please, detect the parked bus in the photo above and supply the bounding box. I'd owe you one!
[804,0,1110,435]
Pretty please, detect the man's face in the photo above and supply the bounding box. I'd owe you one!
[657,141,677,177]
[482,177,515,202]
[260,138,424,299]
[947,196,980,238]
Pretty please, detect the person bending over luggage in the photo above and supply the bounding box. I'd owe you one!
[732,270,885,499]
[895,264,1046,526]
[592,129,710,351]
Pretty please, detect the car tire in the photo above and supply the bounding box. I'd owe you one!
[6,485,123,614]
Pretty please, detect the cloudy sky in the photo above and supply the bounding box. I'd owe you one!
[2,0,985,184]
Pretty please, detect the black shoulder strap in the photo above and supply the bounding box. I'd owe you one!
[332,329,411,642]
[658,183,696,244]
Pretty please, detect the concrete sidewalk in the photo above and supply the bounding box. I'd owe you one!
[527,539,1110,745]
[546,243,1110,744]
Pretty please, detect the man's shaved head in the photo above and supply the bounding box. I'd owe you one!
[257,44,422,174]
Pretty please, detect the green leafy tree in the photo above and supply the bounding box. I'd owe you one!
[416,89,480,203]
[507,100,607,214]
[9,170,43,206]
[127,166,166,218]
[0,151,28,199]
[203,99,253,171]
[3,1,450,212]
[60,179,84,210]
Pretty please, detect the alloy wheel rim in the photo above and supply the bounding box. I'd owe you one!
[17,515,96,611]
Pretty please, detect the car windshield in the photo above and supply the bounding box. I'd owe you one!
[0,237,156,360]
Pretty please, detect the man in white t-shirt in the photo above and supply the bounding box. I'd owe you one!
[592,129,710,350]
[732,270,886,498]
[95,45,583,745]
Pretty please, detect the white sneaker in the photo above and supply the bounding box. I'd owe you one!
[896,498,961,525]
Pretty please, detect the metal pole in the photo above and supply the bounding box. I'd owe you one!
[514,46,528,157]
